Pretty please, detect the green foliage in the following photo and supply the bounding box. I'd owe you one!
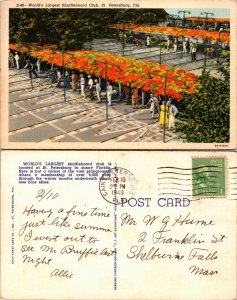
[114,9,167,24]
[151,38,167,47]
[220,50,230,60]
[176,70,230,143]
[9,8,168,50]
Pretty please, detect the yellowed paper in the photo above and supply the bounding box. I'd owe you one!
[1,151,236,299]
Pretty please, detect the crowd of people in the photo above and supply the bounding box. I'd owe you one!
[9,50,25,69]
[9,50,42,78]
[48,68,118,106]
[115,26,230,65]
[165,38,198,61]
[116,31,218,63]
[57,71,179,130]
[9,49,180,130]
[145,94,179,130]
[156,19,229,31]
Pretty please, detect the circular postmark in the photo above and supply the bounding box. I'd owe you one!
[99,167,137,205]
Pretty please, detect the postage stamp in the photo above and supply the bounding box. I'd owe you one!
[192,157,226,198]
[99,167,137,204]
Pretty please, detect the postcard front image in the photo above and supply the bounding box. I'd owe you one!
[0,0,236,149]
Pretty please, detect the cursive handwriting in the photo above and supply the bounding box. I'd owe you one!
[127,245,184,261]
[61,205,87,219]
[24,230,60,242]
[36,189,58,202]
[50,268,73,279]
[59,245,115,261]
[64,234,99,244]
[19,219,46,236]
[172,213,215,227]
[152,231,205,245]
[18,193,227,281]
[74,222,111,232]
[120,213,137,226]
[48,216,70,228]
[22,204,53,218]
[58,206,110,220]
[23,254,52,267]
[40,244,57,253]
[90,207,110,217]
[21,245,35,252]
[188,248,218,261]
[60,245,98,261]
[189,265,218,276]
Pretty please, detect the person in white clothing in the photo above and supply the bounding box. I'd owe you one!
[189,42,193,54]
[168,101,178,130]
[87,75,94,100]
[95,79,101,103]
[191,45,197,61]
[9,51,15,68]
[14,52,20,69]
[146,36,150,47]
[145,94,159,119]
[173,42,177,52]
[107,81,113,106]
[80,74,86,99]
[182,40,187,53]
[36,59,41,73]
[166,39,170,51]
[56,69,61,87]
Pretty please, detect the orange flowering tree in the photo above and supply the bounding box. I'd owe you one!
[184,17,230,23]
[9,43,196,100]
[110,23,230,43]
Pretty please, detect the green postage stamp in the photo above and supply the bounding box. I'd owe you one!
[192,157,226,197]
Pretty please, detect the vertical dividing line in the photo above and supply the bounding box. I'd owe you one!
[11,186,15,265]
[113,167,118,290]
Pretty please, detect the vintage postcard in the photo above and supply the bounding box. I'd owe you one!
[1,150,236,299]
[0,0,236,149]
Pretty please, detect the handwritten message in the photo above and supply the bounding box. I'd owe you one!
[18,188,114,279]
